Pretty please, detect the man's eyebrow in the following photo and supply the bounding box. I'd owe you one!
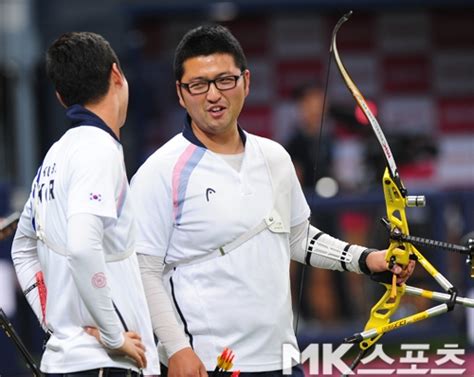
[185,76,206,82]
[185,71,236,82]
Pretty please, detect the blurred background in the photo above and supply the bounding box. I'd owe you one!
[1,0,473,375]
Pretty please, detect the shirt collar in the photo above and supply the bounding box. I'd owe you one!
[182,113,247,149]
[66,104,120,143]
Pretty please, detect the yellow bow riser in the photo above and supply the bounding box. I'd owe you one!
[358,282,474,346]
[356,169,459,347]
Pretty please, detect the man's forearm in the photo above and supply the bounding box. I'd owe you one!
[290,219,367,273]
[67,213,124,349]
[138,253,190,358]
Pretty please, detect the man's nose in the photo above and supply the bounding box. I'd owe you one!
[206,82,222,101]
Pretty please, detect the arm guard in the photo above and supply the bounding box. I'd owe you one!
[290,219,371,274]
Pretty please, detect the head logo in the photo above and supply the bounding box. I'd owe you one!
[206,188,216,202]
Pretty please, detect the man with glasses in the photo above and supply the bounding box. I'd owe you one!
[131,24,414,377]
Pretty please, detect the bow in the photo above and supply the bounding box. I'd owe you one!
[0,308,43,376]
[0,212,20,241]
[330,11,474,374]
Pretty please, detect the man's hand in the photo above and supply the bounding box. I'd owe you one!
[366,249,415,285]
[84,326,147,369]
[168,347,208,377]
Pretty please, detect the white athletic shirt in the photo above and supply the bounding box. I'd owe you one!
[131,117,310,371]
[12,105,159,374]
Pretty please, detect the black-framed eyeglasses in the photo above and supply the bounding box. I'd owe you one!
[179,72,244,95]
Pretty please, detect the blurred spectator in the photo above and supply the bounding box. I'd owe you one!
[286,82,334,188]
[285,82,344,326]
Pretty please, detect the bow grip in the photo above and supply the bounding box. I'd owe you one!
[385,244,410,268]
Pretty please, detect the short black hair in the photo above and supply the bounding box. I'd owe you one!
[46,32,121,106]
[292,81,324,102]
[173,24,247,81]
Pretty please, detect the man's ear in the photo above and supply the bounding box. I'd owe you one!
[55,91,67,108]
[176,81,186,109]
[243,69,250,98]
[110,63,125,86]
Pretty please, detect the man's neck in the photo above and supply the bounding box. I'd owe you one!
[191,123,244,154]
[85,102,121,140]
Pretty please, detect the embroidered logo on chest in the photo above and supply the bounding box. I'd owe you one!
[205,188,216,202]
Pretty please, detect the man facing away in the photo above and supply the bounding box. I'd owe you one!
[131,25,414,377]
[11,32,159,377]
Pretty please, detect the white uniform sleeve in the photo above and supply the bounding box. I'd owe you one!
[131,163,174,257]
[290,219,368,274]
[138,254,190,357]
[67,213,124,349]
[11,199,47,330]
[67,145,121,220]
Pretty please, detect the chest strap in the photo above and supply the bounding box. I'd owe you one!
[167,209,287,269]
